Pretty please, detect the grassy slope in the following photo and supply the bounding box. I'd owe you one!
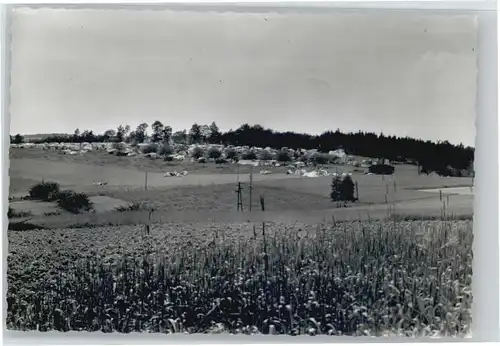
[8,149,473,229]
[10,148,281,175]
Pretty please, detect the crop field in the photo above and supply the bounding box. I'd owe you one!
[7,220,472,336]
[7,148,474,336]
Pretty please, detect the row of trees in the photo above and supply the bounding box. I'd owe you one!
[10,134,24,144]
[13,121,474,176]
[109,121,222,145]
[218,124,474,176]
[19,121,222,147]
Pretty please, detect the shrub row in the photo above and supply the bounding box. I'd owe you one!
[194,147,338,165]
[28,182,93,214]
[136,143,340,166]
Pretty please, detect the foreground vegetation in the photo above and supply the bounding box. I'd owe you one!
[7,218,472,336]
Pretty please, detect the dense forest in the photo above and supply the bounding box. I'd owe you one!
[11,121,474,177]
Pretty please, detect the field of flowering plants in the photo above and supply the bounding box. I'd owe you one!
[7,218,472,337]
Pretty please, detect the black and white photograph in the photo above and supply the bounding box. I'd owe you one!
[6,6,477,338]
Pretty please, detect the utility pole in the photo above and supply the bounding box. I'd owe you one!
[236,182,244,212]
[249,166,253,212]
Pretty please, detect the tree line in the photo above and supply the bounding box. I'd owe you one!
[11,121,474,177]
[219,124,473,177]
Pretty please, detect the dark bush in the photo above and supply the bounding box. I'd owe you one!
[175,144,188,152]
[158,144,174,156]
[311,153,330,165]
[242,151,257,160]
[225,148,238,160]
[259,150,274,161]
[111,142,126,151]
[163,156,174,162]
[140,144,158,154]
[56,190,93,214]
[207,147,222,160]
[276,150,292,163]
[368,164,395,175]
[29,182,60,201]
[191,147,205,159]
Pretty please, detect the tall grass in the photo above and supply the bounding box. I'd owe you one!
[7,219,472,336]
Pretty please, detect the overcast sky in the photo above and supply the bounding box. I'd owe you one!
[10,8,478,146]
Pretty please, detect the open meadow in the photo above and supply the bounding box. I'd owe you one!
[9,148,474,226]
[7,147,474,336]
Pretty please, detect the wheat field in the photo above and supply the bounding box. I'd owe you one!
[7,218,472,336]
